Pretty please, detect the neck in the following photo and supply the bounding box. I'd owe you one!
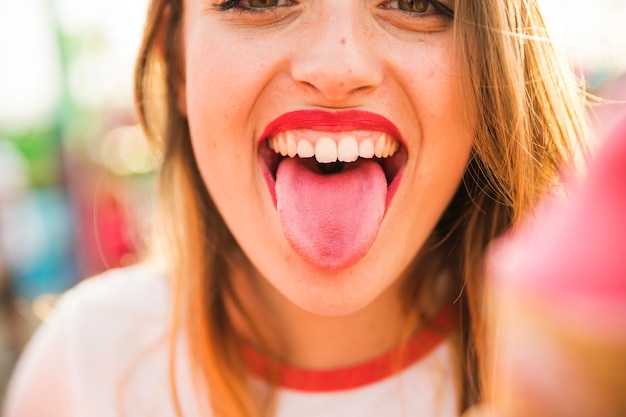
[229,264,450,370]
[274,279,407,369]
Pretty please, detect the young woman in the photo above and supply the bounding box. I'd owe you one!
[5,1,591,416]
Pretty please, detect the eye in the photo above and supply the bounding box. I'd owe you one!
[247,0,278,7]
[382,0,454,19]
[398,0,430,13]
[376,0,454,32]
[214,0,289,12]
[212,0,298,23]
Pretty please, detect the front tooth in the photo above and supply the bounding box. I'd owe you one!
[359,139,375,158]
[286,132,297,157]
[278,134,288,156]
[337,136,359,162]
[297,139,315,158]
[315,137,337,163]
[374,134,386,158]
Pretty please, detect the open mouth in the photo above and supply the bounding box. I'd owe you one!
[256,110,408,271]
[259,129,408,207]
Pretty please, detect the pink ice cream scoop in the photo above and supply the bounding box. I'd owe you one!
[486,114,626,417]
[489,113,626,328]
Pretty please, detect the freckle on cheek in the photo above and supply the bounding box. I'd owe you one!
[340,37,346,45]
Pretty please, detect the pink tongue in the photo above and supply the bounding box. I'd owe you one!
[275,158,387,271]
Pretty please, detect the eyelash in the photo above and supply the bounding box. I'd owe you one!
[213,0,455,19]
[396,1,454,19]
[214,0,290,14]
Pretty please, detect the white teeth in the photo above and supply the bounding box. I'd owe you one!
[268,132,400,163]
[296,139,315,158]
[359,139,375,159]
[374,134,386,158]
[315,137,337,163]
[278,135,288,156]
[390,140,400,156]
[286,132,297,157]
[382,139,391,158]
[337,136,359,163]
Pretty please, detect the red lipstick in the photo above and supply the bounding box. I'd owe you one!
[259,109,405,145]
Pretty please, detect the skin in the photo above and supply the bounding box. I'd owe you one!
[180,0,473,367]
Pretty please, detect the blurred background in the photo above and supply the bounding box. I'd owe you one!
[0,0,152,403]
[0,0,625,405]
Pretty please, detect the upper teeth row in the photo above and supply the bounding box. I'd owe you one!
[268,131,400,163]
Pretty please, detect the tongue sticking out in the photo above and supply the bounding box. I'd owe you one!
[275,157,387,271]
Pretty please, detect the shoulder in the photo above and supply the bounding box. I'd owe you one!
[50,262,172,363]
[4,263,192,417]
[51,263,175,400]
[57,262,171,322]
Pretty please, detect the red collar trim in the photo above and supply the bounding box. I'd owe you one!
[243,304,455,392]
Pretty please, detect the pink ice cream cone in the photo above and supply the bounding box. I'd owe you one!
[486,114,626,417]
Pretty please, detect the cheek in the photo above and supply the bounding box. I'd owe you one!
[184,36,255,180]
[182,29,286,259]
[423,54,472,169]
[413,47,469,128]
[184,23,285,124]
[397,41,472,164]
[385,43,473,247]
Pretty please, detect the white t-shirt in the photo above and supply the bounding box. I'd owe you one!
[4,264,460,417]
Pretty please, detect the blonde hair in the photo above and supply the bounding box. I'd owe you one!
[134,0,588,415]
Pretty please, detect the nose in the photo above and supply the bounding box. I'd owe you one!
[290,5,383,104]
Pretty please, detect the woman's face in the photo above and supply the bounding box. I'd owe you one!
[181,0,473,315]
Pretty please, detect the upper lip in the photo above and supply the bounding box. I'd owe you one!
[259,109,405,145]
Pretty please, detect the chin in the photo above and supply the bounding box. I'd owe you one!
[256,247,403,317]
